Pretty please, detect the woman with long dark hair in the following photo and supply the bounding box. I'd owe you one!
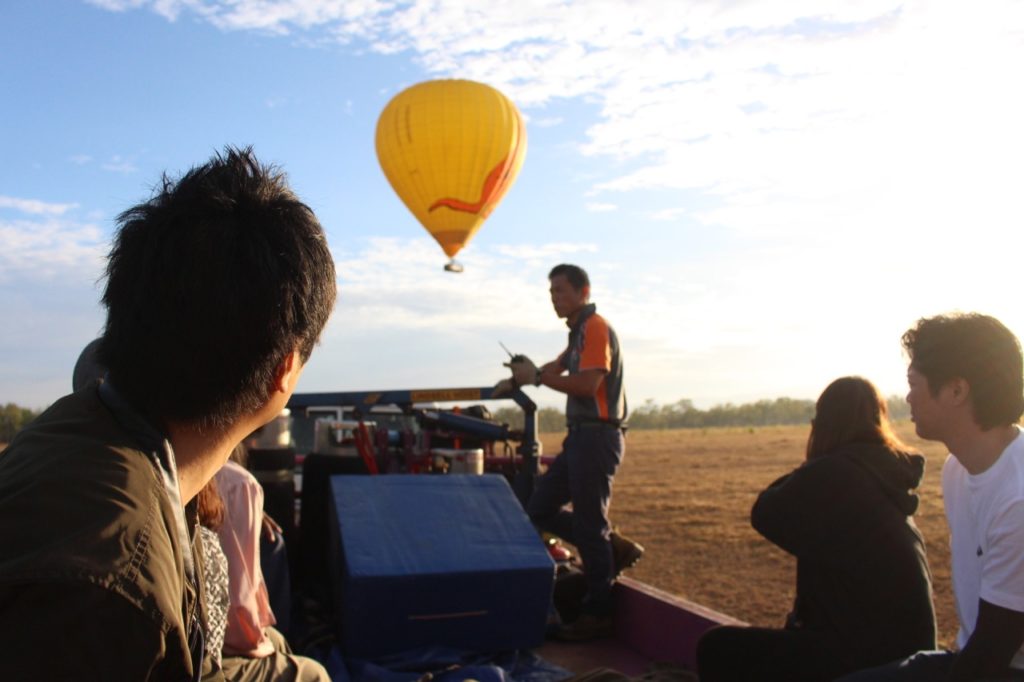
[696,376,936,681]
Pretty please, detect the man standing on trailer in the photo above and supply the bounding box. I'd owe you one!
[508,263,642,641]
[839,313,1024,681]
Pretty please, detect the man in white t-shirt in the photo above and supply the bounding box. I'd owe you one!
[840,313,1024,681]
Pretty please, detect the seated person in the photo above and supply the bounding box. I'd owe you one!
[697,376,937,682]
[215,446,327,682]
[197,479,231,670]
[67,343,322,682]
[229,442,293,637]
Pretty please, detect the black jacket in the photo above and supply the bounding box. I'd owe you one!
[752,442,937,668]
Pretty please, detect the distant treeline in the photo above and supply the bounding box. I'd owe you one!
[2,395,911,443]
[492,395,910,433]
[0,403,43,443]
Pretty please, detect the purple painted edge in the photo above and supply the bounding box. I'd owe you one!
[612,576,749,668]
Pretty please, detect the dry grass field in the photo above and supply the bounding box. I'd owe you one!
[540,423,958,649]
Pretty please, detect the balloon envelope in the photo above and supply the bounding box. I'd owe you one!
[375,79,527,261]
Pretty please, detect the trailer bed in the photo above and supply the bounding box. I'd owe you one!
[537,577,743,677]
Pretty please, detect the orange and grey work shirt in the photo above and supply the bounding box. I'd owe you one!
[558,303,627,426]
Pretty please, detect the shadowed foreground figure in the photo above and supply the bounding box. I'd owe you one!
[70,342,324,682]
[0,147,336,681]
[697,376,936,682]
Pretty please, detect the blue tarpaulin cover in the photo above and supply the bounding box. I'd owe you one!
[320,645,572,682]
[329,474,556,660]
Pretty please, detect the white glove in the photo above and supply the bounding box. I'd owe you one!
[505,356,540,387]
[491,378,517,398]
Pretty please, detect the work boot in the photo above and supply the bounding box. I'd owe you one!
[552,612,614,642]
[610,531,644,576]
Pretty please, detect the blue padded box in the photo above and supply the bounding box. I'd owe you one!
[328,474,555,659]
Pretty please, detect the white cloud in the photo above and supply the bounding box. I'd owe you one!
[87,1,1024,217]
[86,0,150,11]
[333,237,552,329]
[78,0,1024,407]
[0,216,107,284]
[101,155,139,174]
[585,202,617,213]
[649,207,686,221]
[0,196,78,216]
[529,116,563,128]
[169,0,391,35]
[493,242,598,261]
[298,236,617,397]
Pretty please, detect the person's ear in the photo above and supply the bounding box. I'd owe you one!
[948,377,970,406]
[272,349,303,394]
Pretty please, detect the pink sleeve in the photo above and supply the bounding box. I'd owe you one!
[216,464,276,658]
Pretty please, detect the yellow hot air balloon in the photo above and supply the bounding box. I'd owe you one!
[375,79,527,272]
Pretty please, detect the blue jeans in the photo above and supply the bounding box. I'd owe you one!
[837,651,1024,681]
[260,527,292,637]
[526,424,624,611]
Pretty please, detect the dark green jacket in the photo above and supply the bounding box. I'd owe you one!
[0,384,219,680]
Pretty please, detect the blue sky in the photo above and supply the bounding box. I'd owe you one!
[2,0,1023,411]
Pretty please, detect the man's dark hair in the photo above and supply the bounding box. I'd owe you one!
[902,313,1024,430]
[548,263,590,291]
[99,146,336,429]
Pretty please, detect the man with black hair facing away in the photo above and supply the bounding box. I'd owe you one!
[0,147,336,681]
[839,313,1024,681]
[506,263,642,642]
